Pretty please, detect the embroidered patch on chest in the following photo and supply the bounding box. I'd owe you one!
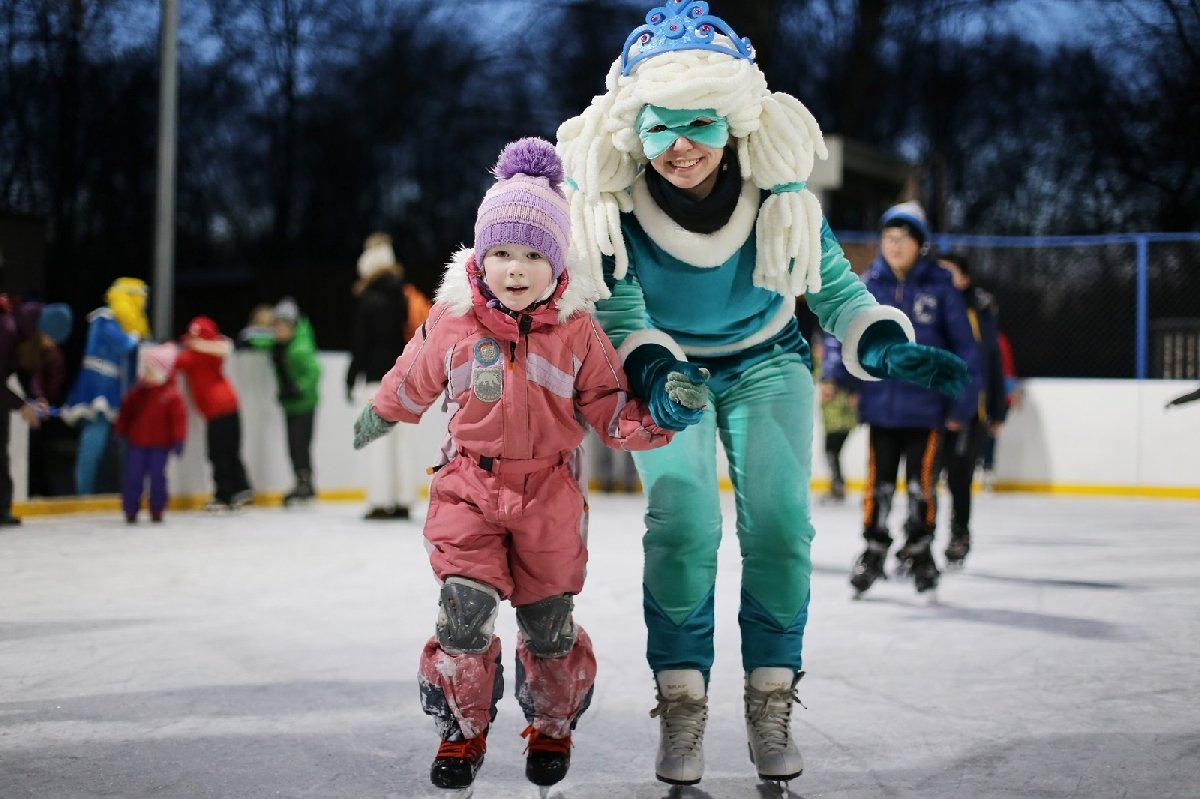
[472,338,504,402]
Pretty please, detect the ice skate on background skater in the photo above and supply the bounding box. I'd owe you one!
[851,476,941,599]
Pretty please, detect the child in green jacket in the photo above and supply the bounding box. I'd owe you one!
[241,297,322,504]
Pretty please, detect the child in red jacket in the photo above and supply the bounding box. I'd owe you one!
[176,316,254,510]
[114,343,187,523]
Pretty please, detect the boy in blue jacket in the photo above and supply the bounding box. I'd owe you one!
[825,203,981,595]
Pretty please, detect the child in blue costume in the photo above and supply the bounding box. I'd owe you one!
[61,278,150,494]
[557,0,970,788]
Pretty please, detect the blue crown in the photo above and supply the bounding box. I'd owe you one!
[620,0,755,76]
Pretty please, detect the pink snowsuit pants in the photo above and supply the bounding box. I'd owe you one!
[417,451,597,741]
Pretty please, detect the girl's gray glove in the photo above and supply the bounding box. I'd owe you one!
[665,367,711,410]
[353,402,396,450]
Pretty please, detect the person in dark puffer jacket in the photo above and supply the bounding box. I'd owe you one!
[347,233,413,520]
[825,202,981,596]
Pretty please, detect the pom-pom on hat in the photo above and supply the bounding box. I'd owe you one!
[140,342,178,382]
[880,201,930,247]
[186,315,221,341]
[473,137,571,279]
[36,303,73,343]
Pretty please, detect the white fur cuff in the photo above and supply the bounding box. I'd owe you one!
[616,328,687,366]
[841,306,915,382]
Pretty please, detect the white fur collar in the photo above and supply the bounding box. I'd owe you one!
[630,173,760,268]
[434,247,598,323]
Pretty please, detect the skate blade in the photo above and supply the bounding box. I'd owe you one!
[759,776,801,796]
[443,788,473,799]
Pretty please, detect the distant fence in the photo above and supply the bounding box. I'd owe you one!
[832,231,1200,380]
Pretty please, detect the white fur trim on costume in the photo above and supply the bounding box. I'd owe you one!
[841,305,916,382]
[680,296,795,358]
[59,396,119,425]
[616,328,687,365]
[631,174,759,267]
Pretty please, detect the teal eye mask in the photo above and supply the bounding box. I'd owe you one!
[636,105,730,160]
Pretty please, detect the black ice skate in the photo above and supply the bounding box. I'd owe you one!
[904,535,940,594]
[850,538,890,597]
[283,470,314,506]
[430,734,486,790]
[521,725,571,788]
[945,527,971,568]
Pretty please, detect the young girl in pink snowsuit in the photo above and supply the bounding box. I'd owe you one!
[352,138,708,792]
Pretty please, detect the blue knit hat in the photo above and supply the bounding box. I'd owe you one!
[36,303,73,343]
[880,201,929,247]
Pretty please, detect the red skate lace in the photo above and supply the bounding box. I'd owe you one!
[521,725,572,753]
[436,735,486,759]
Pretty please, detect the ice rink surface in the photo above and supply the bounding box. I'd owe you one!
[2,491,1198,798]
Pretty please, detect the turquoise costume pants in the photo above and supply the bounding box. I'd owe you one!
[75,417,113,496]
[633,351,814,676]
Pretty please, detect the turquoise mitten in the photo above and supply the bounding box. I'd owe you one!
[858,321,970,398]
[353,402,396,450]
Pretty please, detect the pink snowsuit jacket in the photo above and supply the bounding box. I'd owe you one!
[373,248,672,605]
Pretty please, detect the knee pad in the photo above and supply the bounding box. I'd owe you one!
[515,594,577,658]
[435,576,500,655]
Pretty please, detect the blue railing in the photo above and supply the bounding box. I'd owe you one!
[832,231,1200,380]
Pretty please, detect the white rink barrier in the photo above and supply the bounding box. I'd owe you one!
[10,355,1200,507]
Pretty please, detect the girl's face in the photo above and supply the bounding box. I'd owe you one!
[881,228,921,277]
[481,244,555,312]
[648,135,725,200]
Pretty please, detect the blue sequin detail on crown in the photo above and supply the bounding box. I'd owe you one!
[620,0,755,76]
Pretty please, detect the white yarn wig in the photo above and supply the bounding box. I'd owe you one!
[556,40,829,299]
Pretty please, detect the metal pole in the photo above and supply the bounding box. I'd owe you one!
[1135,236,1149,380]
[152,0,178,340]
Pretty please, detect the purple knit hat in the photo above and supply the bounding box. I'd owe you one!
[474,138,571,279]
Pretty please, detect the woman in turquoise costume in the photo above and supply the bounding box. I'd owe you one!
[557,0,969,788]
[61,278,150,494]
